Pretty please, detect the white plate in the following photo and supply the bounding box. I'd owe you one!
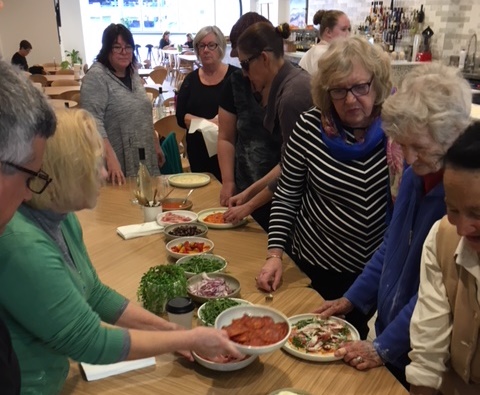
[165,237,214,260]
[268,389,313,395]
[197,297,252,326]
[187,273,240,304]
[168,173,211,188]
[282,314,360,362]
[197,208,247,229]
[156,210,198,227]
[215,305,291,355]
[175,254,227,278]
[192,351,258,372]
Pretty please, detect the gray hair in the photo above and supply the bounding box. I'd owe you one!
[0,60,56,174]
[193,25,227,60]
[382,62,472,147]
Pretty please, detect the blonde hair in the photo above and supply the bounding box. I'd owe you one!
[29,108,104,212]
[312,36,392,119]
[382,62,472,146]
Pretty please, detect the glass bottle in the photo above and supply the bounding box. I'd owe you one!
[137,148,153,204]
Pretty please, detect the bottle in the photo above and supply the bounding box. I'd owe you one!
[153,87,165,120]
[459,48,467,69]
[137,148,153,204]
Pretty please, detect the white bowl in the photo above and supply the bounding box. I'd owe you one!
[156,210,198,227]
[192,351,258,372]
[175,254,227,278]
[187,273,240,304]
[197,297,252,326]
[215,305,291,355]
[166,237,214,260]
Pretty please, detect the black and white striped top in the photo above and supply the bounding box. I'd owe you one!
[268,108,389,274]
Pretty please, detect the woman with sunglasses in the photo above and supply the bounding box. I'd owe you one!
[175,25,237,179]
[0,109,242,394]
[256,36,402,340]
[221,22,312,227]
[82,23,165,185]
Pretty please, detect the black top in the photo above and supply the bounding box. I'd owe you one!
[184,41,194,49]
[11,52,28,71]
[159,38,171,49]
[0,318,21,394]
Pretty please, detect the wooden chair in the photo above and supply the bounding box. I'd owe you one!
[144,86,159,103]
[51,80,81,87]
[29,74,48,86]
[56,69,74,75]
[154,115,190,172]
[58,90,81,104]
[148,67,168,84]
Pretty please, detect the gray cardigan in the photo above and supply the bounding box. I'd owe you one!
[81,62,160,177]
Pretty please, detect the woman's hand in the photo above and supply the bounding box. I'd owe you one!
[313,297,354,318]
[209,115,219,126]
[155,142,166,167]
[256,257,283,291]
[220,182,236,206]
[223,204,251,224]
[106,154,126,185]
[228,190,248,207]
[335,340,384,370]
[190,327,243,360]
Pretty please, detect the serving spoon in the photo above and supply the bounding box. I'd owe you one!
[182,189,194,205]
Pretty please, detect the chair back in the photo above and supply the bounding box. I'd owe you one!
[29,74,48,87]
[160,132,183,174]
[154,115,186,157]
[145,86,159,103]
[149,67,168,84]
[56,69,74,75]
[58,90,81,103]
[51,79,81,87]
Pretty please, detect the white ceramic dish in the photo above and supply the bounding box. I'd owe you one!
[187,273,240,304]
[197,208,247,229]
[168,173,211,188]
[282,314,360,362]
[192,351,258,372]
[197,297,252,327]
[215,305,291,355]
[175,254,227,278]
[156,210,198,227]
[268,388,313,395]
[165,237,214,260]
[163,223,208,242]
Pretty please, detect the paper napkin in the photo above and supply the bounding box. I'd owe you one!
[116,221,164,240]
[80,357,156,381]
[188,118,219,158]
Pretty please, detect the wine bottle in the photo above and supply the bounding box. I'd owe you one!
[137,148,154,204]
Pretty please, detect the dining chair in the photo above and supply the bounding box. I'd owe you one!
[51,80,81,87]
[58,90,81,104]
[144,86,159,103]
[29,74,48,87]
[154,115,190,172]
[149,67,168,85]
[56,69,74,75]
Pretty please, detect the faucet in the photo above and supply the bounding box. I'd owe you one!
[464,33,477,74]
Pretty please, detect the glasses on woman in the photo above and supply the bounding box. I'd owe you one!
[1,161,52,194]
[239,53,261,72]
[197,42,218,51]
[112,45,134,54]
[328,77,375,100]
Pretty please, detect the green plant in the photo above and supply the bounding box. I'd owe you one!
[137,265,187,315]
[61,49,83,69]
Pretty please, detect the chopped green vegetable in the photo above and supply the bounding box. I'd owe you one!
[137,265,187,315]
[199,298,241,326]
[178,256,224,274]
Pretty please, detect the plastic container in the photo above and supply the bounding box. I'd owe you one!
[166,297,195,329]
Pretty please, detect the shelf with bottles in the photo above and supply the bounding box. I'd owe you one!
[288,27,318,52]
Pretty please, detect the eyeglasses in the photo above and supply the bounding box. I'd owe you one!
[197,42,218,51]
[239,53,261,72]
[328,77,375,100]
[1,161,52,194]
[112,45,134,54]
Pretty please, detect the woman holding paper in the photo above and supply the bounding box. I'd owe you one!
[0,109,242,395]
[175,25,238,179]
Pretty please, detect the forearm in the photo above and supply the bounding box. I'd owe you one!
[217,139,236,183]
[103,138,117,162]
[243,187,274,213]
[267,247,285,257]
[242,165,281,201]
[115,302,173,331]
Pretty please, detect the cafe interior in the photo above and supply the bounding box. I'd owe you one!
[0,0,480,394]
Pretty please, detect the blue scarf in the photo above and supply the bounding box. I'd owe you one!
[320,116,385,161]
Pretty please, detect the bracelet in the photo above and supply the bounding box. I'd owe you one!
[266,254,282,261]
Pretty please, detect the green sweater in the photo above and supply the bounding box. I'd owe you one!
[0,210,129,394]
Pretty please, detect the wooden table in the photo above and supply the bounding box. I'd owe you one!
[44,85,80,98]
[45,74,80,85]
[62,178,407,395]
[178,54,197,62]
[48,99,78,109]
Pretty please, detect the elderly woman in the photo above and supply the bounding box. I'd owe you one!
[299,9,351,75]
[257,36,400,339]
[221,22,312,227]
[0,109,242,394]
[407,122,480,395]
[175,25,237,179]
[314,63,472,388]
[81,23,164,185]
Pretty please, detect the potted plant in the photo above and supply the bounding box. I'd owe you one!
[137,265,187,315]
[61,49,83,69]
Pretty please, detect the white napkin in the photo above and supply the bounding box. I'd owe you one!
[188,118,219,157]
[116,221,164,240]
[80,357,156,381]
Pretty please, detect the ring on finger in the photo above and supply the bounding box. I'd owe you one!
[354,356,363,364]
